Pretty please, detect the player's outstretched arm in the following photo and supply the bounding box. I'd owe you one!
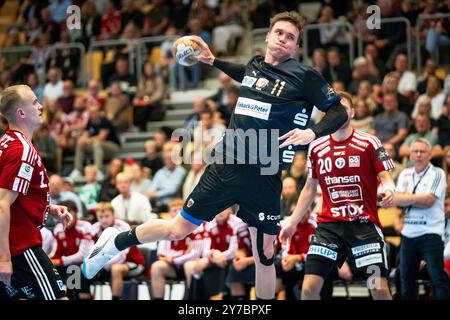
[0,188,18,286]
[279,178,318,244]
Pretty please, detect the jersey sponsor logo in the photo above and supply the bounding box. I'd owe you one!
[375,147,390,161]
[258,212,265,221]
[351,243,381,257]
[334,151,345,156]
[293,108,309,127]
[335,157,345,169]
[242,76,257,88]
[258,212,279,221]
[351,138,369,148]
[57,280,66,291]
[349,143,365,152]
[235,97,271,120]
[404,213,427,225]
[255,78,269,90]
[324,175,360,185]
[330,204,364,218]
[307,245,337,260]
[321,85,336,99]
[355,253,383,268]
[328,184,363,204]
[317,145,331,158]
[349,155,360,167]
[18,162,34,181]
[282,146,295,163]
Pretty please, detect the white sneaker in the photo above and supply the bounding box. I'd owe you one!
[82,227,120,279]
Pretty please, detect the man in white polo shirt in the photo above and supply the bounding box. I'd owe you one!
[394,137,450,299]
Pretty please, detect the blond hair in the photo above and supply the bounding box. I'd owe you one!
[0,85,29,120]
[96,202,115,214]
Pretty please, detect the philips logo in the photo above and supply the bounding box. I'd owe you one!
[307,245,337,261]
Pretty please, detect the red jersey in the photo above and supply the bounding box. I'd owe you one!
[307,129,394,226]
[0,130,50,256]
[236,220,252,256]
[52,220,93,266]
[281,218,316,259]
[202,215,241,260]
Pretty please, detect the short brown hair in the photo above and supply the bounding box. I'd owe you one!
[0,85,29,120]
[59,200,78,214]
[336,91,354,108]
[269,11,305,43]
[96,202,115,214]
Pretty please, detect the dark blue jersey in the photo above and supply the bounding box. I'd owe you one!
[213,56,340,174]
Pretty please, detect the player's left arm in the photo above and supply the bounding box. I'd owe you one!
[48,204,72,230]
[377,171,395,208]
[279,69,347,147]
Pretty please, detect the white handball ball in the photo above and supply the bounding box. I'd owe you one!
[172,36,201,67]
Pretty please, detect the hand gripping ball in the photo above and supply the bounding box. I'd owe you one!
[172,36,201,67]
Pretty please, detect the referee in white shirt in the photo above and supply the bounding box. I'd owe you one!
[394,138,450,299]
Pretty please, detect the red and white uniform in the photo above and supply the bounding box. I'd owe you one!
[308,129,394,226]
[280,218,316,261]
[0,130,50,256]
[91,219,132,270]
[201,214,242,260]
[236,220,252,256]
[157,224,207,266]
[52,220,93,266]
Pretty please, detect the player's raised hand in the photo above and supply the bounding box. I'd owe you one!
[189,35,215,65]
[49,204,73,230]
[0,259,12,286]
[279,128,316,148]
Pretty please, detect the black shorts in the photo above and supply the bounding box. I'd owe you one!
[181,163,282,235]
[305,221,389,279]
[1,246,66,300]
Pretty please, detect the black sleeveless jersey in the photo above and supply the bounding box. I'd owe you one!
[213,55,340,174]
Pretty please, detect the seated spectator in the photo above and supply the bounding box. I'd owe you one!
[48,30,80,83]
[105,82,131,133]
[91,202,146,300]
[351,99,374,133]
[107,55,137,96]
[425,12,450,62]
[119,0,144,33]
[280,177,298,219]
[348,57,381,95]
[316,5,346,49]
[417,58,446,95]
[192,108,226,152]
[393,53,417,101]
[354,80,377,113]
[311,48,327,74]
[51,200,93,300]
[399,114,441,161]
[184,98,206,131]
[376,71,413,117]
[49,174,84,219]
[28,33,53,82]
[412,75,445,121]
[33,125,58,173]
[99,0,121,41]
[322,47,352,89]
[76,165,102,213]
[184,207,241,299]
[141,139,164,179]
[182,151,206,200]
[57,80,76,115]
[26,72,44,104]
[412,96,438,129]
[130,162,152,195]
[86,79,106,107]
[72,100,121,177]
[79,1,102,48]
[49,0,72,24]
[364,43,386,79]
[132,61,166,130]
[157,26,179,88]
[43,67,64,102]
[226,220,255,300]
[150,198,204,300]
[212,0,245,56]
[142,0,170,36]
[437,96,450,147]
[40,7,61,43]
[111,172,154,225]
[59,96,89,154]
[99,158,123,202]
[205,72,239,126]
[147,142,187,212]
[188,0,215,32]
[369,93,409,148]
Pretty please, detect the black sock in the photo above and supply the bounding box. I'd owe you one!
[114,227,141,251]
[112,296,121,300]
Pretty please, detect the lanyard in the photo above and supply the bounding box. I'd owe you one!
[404,164,431,214]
